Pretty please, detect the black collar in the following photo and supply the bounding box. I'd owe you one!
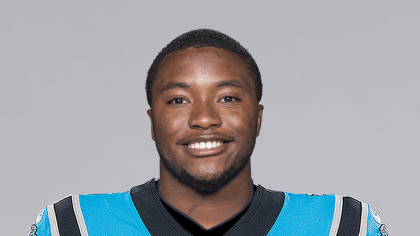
[130,179,285,236]
[158,181,256,235]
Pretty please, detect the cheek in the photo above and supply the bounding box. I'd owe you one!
[154,109,188,139]
[223,108,256,135]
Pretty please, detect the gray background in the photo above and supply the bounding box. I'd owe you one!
[1,1,418,235]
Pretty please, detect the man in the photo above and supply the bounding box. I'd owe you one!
[30,29,388,236]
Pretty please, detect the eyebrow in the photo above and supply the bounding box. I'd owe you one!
[159,79,245,93]
[160,81,190,93]
[216,79,245,91]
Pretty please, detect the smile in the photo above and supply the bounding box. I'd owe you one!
[188,141,224,149]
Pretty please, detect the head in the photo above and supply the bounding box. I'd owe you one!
[146,29,263,194]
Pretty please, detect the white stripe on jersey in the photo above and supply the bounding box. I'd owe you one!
[72,195,89,236]
[47,204,60,236]
[358,202,368,236]
[329,195,343,236]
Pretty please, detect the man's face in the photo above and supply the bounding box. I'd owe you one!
[148,47,263,194]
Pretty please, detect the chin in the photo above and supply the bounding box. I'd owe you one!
[160,152,250,195]
[190,163,226,178]
[190,171,224,182]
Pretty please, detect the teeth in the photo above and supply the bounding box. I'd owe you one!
[188,141,224,149]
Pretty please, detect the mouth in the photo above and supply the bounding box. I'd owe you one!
[187,141,224,149]
[179,136,233,157]
[184,142,229,157]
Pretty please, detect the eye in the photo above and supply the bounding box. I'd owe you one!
[220,96,240,103]
[168,97,188,105]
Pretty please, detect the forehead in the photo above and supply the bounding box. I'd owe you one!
[154,47,253,91]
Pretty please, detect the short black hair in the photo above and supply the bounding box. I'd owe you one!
[146,29,262,106]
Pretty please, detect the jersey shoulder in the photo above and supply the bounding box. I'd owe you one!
[266,191,388,236]
[287,193,388,236]
[30,190,147,236]
[30,207,51,236]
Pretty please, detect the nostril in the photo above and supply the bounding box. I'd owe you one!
[188,105,222,129]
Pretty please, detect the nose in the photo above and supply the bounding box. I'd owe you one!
[188,100,222,130]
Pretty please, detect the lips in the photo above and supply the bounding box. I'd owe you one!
[188,141,223,149]
[178,134,233,157]
[179,134,233,146]
[184,142,229,157]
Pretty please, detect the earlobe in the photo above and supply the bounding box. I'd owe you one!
[256,104,264,137]
[147,109,155,141]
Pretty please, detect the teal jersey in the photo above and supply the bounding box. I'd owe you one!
[30,179,387,236]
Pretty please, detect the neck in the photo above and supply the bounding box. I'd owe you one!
[158,161,253,229]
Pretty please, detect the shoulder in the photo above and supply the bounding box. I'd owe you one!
[321,194,387,236]
[29,207,51,236]
[261,187,388,236]
[30,190,134,236]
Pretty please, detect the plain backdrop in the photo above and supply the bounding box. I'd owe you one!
[1,1,418,235]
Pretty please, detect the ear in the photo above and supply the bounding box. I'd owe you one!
[147,109,155,141]
[256,104,264,137]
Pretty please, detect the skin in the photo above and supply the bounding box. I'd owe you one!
[147,47,263,229]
